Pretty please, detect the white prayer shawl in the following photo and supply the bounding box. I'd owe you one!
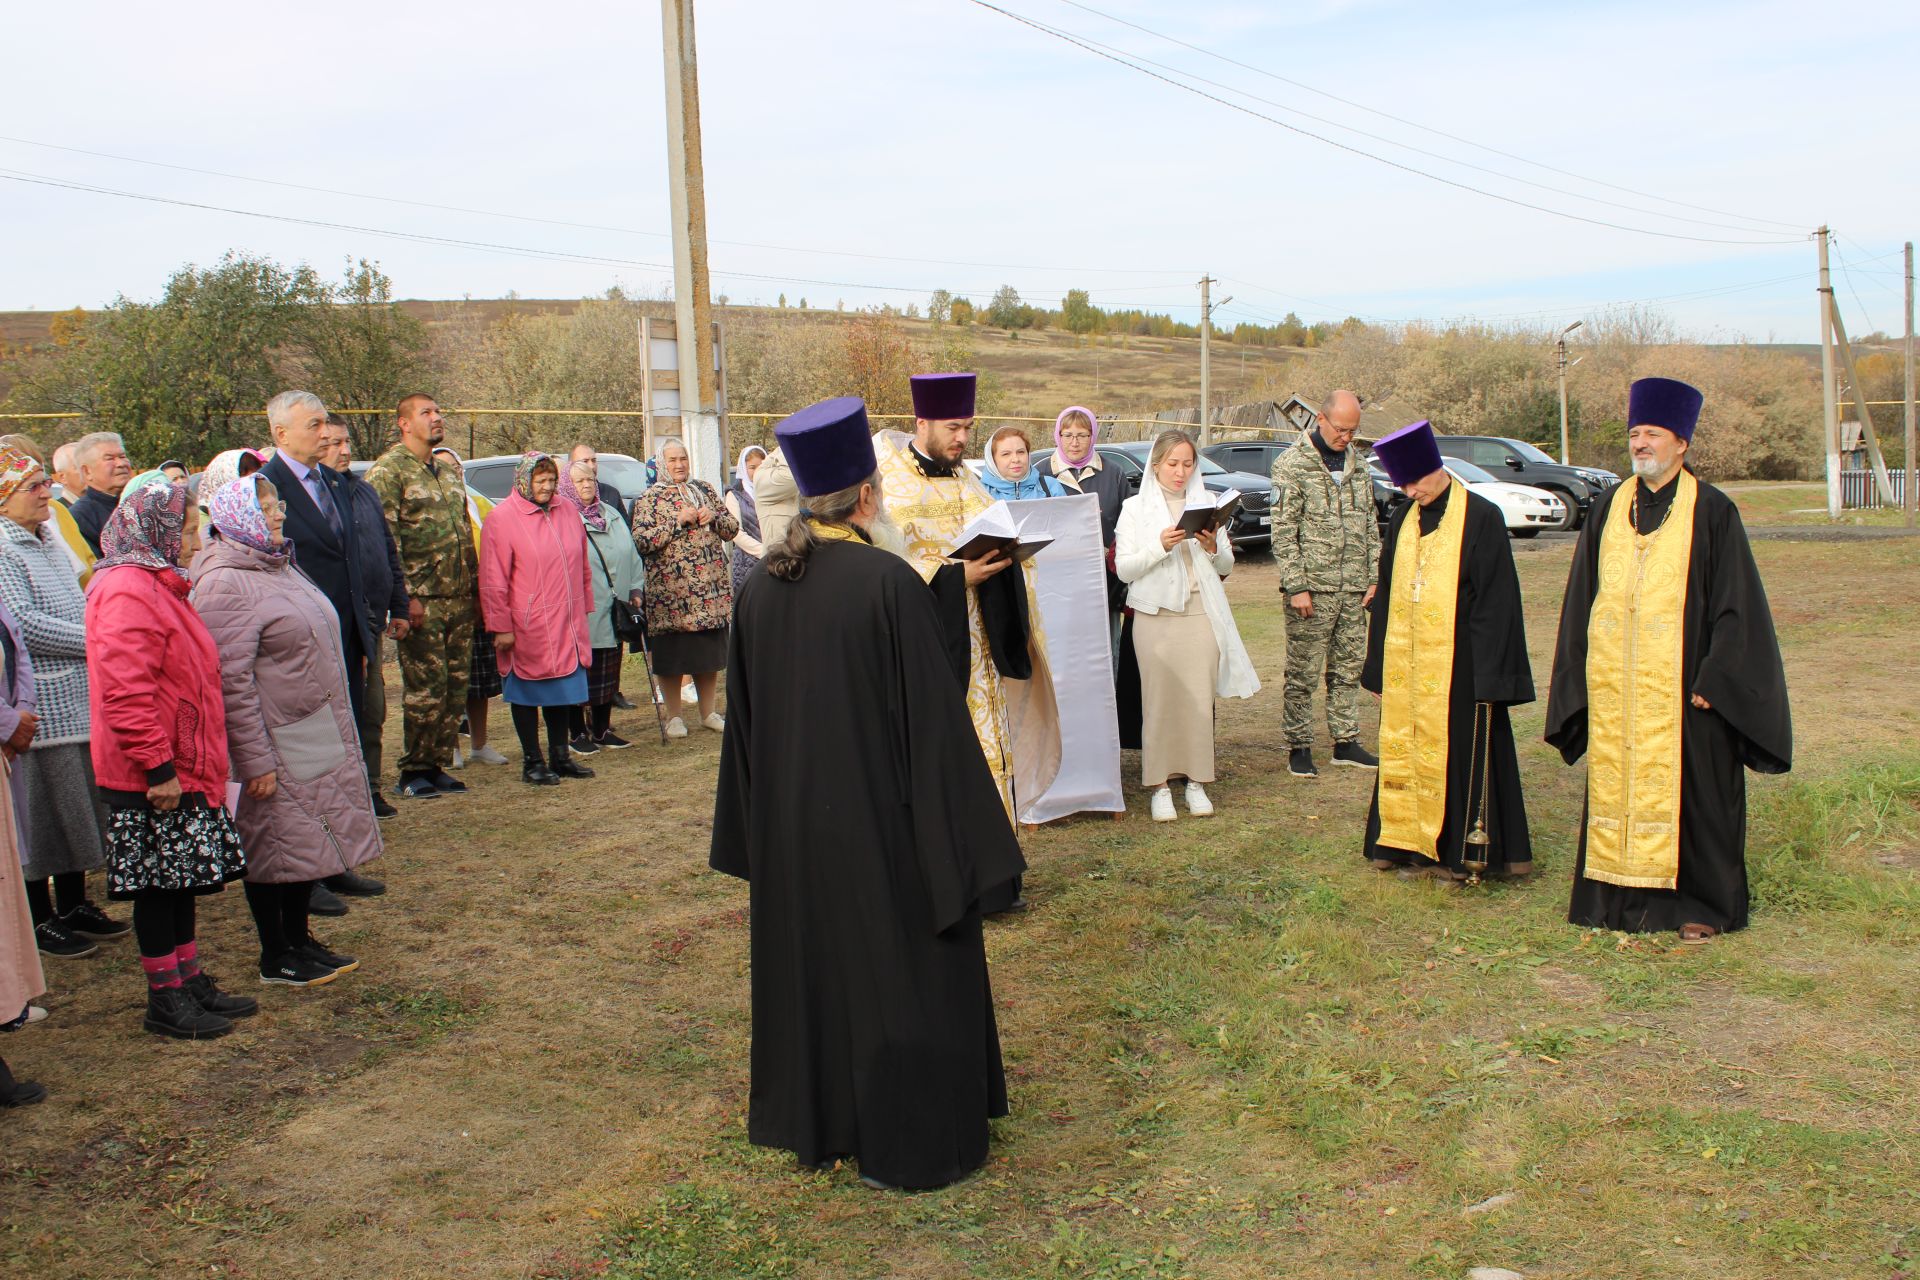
[1113,479,1260,701]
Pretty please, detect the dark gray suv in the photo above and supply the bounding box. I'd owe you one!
[1431,435,1616,530]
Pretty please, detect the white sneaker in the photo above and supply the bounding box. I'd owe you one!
[665,717,689,739]
[449,747,465,770]
[1184,782,1214,817]
[1150,786,1177,822]
[703,712,726,733]
[469,744,509,766]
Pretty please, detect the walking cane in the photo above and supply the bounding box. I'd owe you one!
[633,598,670,747]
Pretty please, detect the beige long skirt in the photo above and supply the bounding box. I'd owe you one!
[1135,600,1218,787]
[0,768,47,1023]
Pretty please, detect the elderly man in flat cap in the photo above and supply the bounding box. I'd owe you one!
[1545,377,1791,943]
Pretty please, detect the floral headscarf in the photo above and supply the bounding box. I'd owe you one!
[121,469,175,505]
[0,448,43,506]
[96,481,192,579]
[210,473,286,558]
[558,458,606,532]
[514,451,557,507]
[198,448,263,510]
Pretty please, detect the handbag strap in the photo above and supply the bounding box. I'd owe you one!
[585,528,618,593]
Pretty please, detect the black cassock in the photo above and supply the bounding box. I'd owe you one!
[1361,486,1535,873]
[1545,474,1792,933]
[711,538,1026,1189]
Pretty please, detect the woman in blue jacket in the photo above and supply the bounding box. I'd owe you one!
[979,426,1069,502]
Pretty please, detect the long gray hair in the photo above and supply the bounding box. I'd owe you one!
[764,471,878,582]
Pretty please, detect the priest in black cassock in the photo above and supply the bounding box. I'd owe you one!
[710,395,1026,1191]
[1546,377,1791,941]
[1360,421,1535,880]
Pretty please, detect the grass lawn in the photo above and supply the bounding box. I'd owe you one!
[3,516,1918,1279]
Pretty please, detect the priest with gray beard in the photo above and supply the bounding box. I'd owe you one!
[710,396,1024,1191]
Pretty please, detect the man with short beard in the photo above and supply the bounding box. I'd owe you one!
[366,395,477,801]
[1545,377,1792,943]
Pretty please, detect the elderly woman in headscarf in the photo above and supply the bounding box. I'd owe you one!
[0,446,125,959]
[429,447,508,769]
[480,452,595,785]
[1049,405,1129,655]
[628,437,738,737]
[191,474,382,990]
[86,485,254,1041]
[194,448,266,513]
[558,457,643,754]
[722,445,767,595]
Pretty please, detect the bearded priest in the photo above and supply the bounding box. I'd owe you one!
[1360,421,1535,881]
[1546,377,1792,943]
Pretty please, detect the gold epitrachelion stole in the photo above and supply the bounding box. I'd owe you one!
[1582,470,1697,889]
[1376,481,1467,859]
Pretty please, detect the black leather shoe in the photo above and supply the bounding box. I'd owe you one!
[553,758,596,780]
[522,763,561,786]
[428,770,468,794]
[183,971,259,1019]
[143,987,234,1039]
[612,692,636,710]
[372,793,399,819]
[308,883,350,918]
[0,1056,48,1107]
[325,870,387,897]
[1332,740,1380,769]
[1288,747,1318,778]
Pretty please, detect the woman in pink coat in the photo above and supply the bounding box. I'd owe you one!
[480,453,595,786]
[191,475,382,990]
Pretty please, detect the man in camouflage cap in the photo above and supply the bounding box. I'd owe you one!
[1270,389,1380,778]
[367,394,477,800]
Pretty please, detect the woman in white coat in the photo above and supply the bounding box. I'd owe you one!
[1114,430,1259,821]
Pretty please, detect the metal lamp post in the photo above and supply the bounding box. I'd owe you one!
[1556,320,1583,465]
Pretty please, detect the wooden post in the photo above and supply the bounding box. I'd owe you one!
[1818,227,1840,519]
[1829,304,1898,506]
[1906,241,1915,528]
[661,0,723,488]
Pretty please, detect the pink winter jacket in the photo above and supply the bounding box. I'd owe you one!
[478,492,592,681]
[189,536,381,884]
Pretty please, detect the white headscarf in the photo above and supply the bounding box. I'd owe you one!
[733,445,767,502]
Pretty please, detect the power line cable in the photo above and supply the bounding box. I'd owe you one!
[968,0,1807,247]
[1044,0,1809,233]
[1002,8,1793,237]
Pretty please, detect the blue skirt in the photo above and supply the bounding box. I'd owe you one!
[502,665,588,707]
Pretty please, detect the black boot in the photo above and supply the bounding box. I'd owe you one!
[142,987,234,1040]
[522,757,560,786]
[0,1056,47,1108]
[183,971,259,1019]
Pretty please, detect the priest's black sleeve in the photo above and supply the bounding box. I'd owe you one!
[1464,498,1534,706]
[710,582,755,881]
[925,562,972,687]
[1543,484,1617,763]
[1360,504,1406,695]
[1690,494,1791,774]
[977,565,1033,681]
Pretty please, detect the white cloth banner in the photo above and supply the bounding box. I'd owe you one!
[1004,494,1124,822]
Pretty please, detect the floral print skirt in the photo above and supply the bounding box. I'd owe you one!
[104,796,248,900]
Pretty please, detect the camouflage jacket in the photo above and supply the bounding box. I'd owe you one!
[365,444,477,599]
[1270,429,1380,597]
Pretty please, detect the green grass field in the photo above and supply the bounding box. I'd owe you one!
[3,516,1917,1280]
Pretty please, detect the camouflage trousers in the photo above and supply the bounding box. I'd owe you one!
[1282,590,1368,747]
[397,595,475,776]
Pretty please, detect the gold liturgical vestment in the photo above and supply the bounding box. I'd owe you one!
[1582,470,1698,889]
[873,433,1056,823]
[1375,477,1468,858]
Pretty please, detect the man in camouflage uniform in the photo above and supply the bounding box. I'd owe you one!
[1271,388,1381,778]
[367,394,477,800]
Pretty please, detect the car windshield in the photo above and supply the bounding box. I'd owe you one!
[1444,458,1498,484]
[594,455,648,495]
[1113,444,1226,475]
[1504,439,1558,465]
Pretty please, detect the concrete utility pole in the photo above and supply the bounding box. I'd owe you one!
[1906,241,1915,528]
[661,0,722,488]
[1555,319,1583,465]
[1198,275,1213,445]
[1817,227,1840,518]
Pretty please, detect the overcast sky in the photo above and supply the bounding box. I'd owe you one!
[3,0,1914,342]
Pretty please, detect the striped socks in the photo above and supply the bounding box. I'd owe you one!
[174,941,202,981]
[140,954,182,991]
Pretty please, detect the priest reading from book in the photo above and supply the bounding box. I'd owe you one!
[873,371,1058,912]
[1360,421,1535,881]
[710,395,1025,1192]
[1545,377,1791,943]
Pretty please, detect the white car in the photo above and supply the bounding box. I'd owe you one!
[1442,458,1566,538]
